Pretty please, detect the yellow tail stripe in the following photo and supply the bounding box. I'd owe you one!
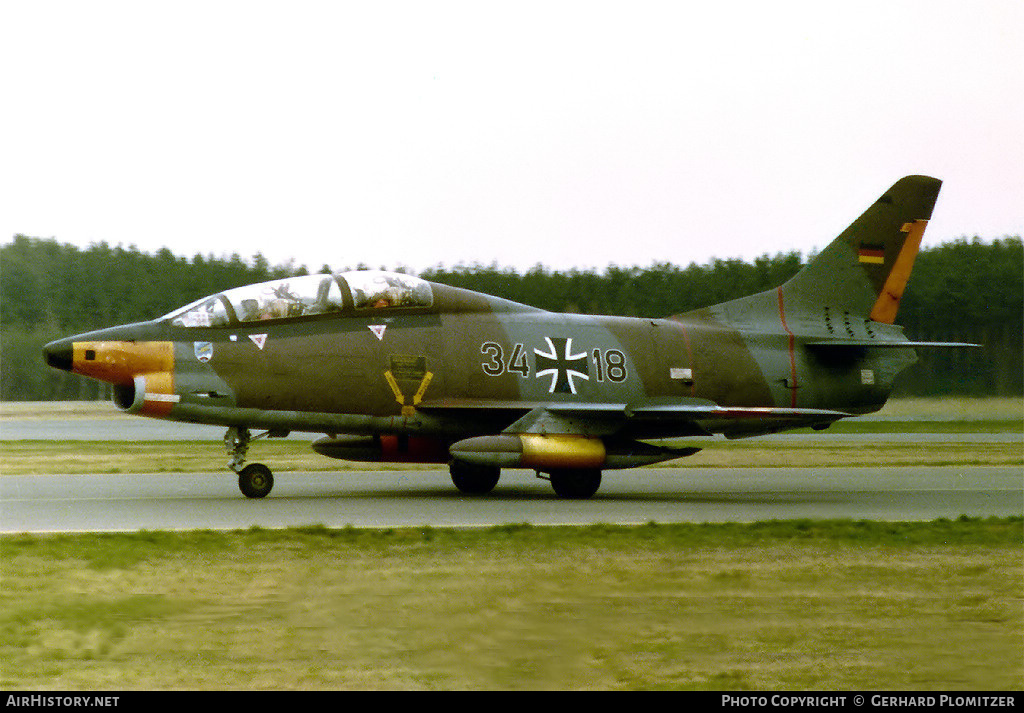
[870,219,928,324]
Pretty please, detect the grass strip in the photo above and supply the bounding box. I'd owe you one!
[1,518,1020,690]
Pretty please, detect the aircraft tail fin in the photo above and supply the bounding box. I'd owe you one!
[692,175,942,327]
[781,174,942,322]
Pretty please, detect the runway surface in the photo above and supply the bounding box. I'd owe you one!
[1,466,1019,533]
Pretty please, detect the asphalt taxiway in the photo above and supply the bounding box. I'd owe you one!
[1,466,1019,533]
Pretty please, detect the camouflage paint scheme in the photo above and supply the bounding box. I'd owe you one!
[43,175,974,498]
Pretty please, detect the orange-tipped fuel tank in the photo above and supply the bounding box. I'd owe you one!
[449,434,697,470]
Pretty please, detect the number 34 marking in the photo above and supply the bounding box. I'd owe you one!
[480,342,627,382]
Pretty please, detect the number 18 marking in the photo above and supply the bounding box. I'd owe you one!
[592,348,627,382]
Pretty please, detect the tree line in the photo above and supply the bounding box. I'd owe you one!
[1,234,1020,400]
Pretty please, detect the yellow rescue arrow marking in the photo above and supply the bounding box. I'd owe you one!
[384,370,434,417]
[413,372,433,405]
[384,370,404,406]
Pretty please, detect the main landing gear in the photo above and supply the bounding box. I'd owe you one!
[449,460,501,495]
[541,468,602,499]
[226,426,284,499]
[448,460,603,499]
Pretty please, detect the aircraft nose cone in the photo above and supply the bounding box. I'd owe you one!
[43,339,73,372]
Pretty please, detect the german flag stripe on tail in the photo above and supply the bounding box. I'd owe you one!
[858,244,885,263]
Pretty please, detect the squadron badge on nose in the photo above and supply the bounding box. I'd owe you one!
[194,341,214,363]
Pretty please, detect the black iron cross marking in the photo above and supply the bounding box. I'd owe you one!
[534,337,590,394]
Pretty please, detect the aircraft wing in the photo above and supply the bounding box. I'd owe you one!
[416,399,625,435]
[419,399,851,439]
[805,339,981,349]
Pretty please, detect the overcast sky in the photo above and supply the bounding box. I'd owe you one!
[2,1,1021,274]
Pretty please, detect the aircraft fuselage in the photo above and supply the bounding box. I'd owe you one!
[43,175,968,498]
[44,279,910,442]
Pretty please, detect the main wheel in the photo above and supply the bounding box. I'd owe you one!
[450,460,501,495]
[238,463,274,499]
[549,468,601,499]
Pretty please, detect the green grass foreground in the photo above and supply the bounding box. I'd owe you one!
[1,518,1021,690]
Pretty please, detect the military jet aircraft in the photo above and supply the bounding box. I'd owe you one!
[43,175,976,499]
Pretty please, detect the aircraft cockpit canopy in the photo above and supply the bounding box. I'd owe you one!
[345,271,434,310]
[164,271,433,327]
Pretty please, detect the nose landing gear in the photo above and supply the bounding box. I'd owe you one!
[237,462,274,499]
[225,426,284,499]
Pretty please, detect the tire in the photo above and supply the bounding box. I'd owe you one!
[549,468,601,499]
[450,460,501,495]
[238,463,274,499]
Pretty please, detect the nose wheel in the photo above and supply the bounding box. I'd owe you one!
[225,426,280,499]
[238,463,274,499]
